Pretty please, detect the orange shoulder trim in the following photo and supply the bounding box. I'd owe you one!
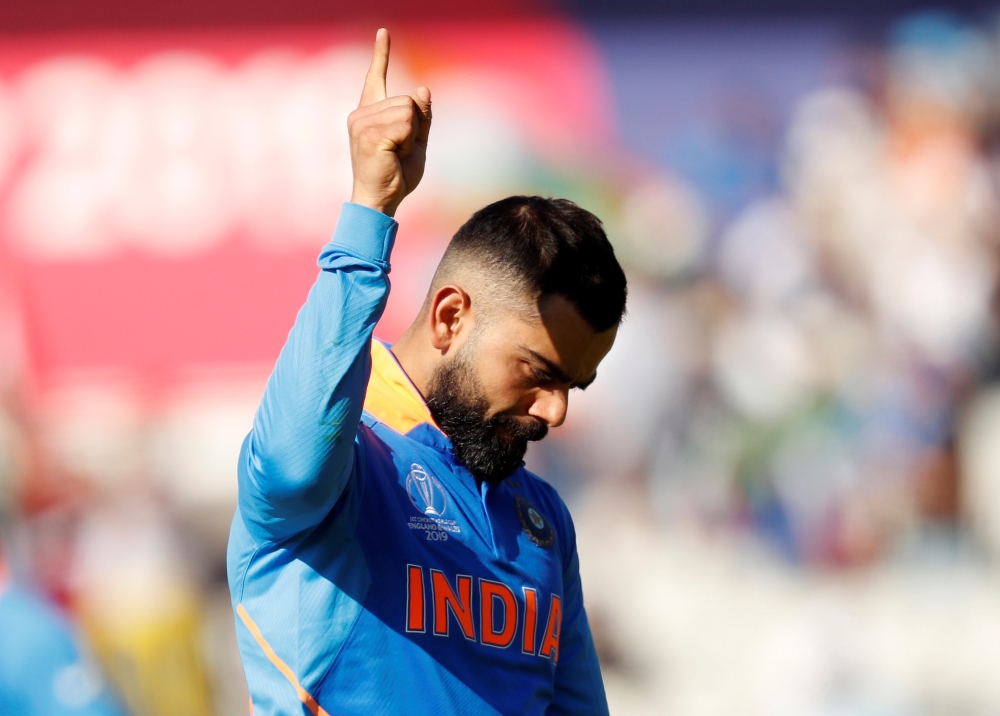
[236,604,329,716]
[363,340,438,435]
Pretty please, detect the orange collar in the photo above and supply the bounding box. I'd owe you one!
[363,341,440,436]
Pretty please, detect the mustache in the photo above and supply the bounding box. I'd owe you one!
[425,349,549,483]
[489,414,548,443]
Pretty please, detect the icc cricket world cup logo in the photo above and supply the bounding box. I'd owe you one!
[406,464,449,517]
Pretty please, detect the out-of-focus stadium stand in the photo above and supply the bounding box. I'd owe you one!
[3,1,1000,715]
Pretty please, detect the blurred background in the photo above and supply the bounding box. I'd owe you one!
[4,0,1000,714]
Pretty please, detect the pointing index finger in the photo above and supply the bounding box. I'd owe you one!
[360,28,389,107]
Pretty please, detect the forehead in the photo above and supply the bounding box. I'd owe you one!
[485,294,617,381]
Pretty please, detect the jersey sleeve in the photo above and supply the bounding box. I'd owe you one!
[548,510,609,716]
[237,202,397,542]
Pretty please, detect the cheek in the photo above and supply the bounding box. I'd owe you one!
[474,354,532,411]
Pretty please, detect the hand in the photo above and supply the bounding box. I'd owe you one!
[348,29,432,217]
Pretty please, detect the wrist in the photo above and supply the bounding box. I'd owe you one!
[350,191,398,218]
[328,202,399,271]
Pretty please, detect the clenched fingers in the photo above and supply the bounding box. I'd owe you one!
[351,102,421,154]
[347,94,414,126]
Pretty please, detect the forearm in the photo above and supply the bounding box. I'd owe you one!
[239,203,397,539]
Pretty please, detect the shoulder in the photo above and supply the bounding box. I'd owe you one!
[514,468,567,514]
[0,586,71,639]
[0,587,125,715]
[356,415,405,467]
[0,587,77,671]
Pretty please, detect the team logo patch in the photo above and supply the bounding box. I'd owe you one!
[406,463,449,517]
[514,495,555,549]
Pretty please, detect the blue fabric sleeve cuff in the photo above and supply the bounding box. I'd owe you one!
[324,202,399,272]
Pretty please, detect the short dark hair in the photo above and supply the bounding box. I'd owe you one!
[444,196,627,332]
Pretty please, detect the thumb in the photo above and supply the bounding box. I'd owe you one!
[412,86,432,145]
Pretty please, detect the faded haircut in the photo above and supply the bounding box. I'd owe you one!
[432,196,628,332]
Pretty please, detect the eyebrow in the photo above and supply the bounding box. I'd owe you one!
[525,348,597,390]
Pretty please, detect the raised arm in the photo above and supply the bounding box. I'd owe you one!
[238,29,432,542]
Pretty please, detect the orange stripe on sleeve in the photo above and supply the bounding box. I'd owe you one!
[236,604,330,716]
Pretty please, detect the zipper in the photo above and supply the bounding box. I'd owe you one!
[479,480,499,557]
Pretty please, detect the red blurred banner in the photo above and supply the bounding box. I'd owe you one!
[0,23,615,393]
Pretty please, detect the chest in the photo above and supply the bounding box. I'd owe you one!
[353,428,566,663]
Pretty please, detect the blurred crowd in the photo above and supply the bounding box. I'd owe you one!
[4,10,1000,716]
[549,13,1000,715]
[552,12,1000,565]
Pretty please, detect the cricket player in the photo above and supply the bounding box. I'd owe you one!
[229,28,626,715]
[0,553,127,715]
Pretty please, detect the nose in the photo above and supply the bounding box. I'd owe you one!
[527,388,568,428]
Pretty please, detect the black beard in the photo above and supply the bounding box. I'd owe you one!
[426,355,548,485]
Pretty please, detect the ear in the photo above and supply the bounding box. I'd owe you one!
[428,285,471,352]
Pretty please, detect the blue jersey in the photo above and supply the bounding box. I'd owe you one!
[0,580,126,716]
[228,203,608,715]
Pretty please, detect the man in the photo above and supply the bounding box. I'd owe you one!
[229,29,626,715]
[0,410,126,715]
[0,554,127,715]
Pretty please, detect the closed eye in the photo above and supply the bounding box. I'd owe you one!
[531,366,554,383]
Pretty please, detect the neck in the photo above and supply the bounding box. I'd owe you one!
[389,323,436,398]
